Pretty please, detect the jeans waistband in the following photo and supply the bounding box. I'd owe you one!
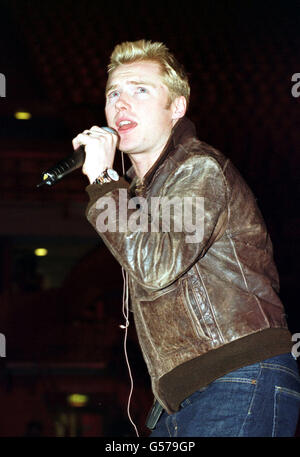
[180,352,300,409]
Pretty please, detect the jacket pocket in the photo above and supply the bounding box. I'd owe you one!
[139,277,210,359]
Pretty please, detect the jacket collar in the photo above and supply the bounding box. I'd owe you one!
[125,116,197,189]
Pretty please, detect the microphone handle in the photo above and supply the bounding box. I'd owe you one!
[37,127,117,187]
[36,147,85,187]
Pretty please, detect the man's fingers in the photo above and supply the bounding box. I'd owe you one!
[90,125,102,133]
[73,126,116,146]
[90,126,118,138]
[72,132,97,149]
[72,126,118,183]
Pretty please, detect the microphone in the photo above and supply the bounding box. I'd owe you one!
[37,127,117,187]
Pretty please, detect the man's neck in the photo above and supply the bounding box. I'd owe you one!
[126,126,176,180]
[128,148,164,180]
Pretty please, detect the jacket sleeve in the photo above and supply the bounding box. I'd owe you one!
[86,155,228,291]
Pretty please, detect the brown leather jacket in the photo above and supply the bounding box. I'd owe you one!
[86,117,291,414]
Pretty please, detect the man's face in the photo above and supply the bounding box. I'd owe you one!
[105,60,181,159]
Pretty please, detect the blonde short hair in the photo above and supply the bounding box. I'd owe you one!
[107,40,190,107]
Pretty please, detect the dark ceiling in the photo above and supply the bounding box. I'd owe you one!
[0,0,299,346]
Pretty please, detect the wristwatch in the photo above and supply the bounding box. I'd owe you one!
[93,168,119,185]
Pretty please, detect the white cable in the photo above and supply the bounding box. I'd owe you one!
[121,267,140,437]
[119,151,139,437]
[121,150,125,177]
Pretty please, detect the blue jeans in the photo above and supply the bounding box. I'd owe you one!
[150,353,300,437]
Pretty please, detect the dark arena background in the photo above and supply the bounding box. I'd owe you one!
[0,0,299,438]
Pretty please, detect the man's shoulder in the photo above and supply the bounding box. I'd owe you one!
[173,136,229,172]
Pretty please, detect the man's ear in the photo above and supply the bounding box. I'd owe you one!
[171,96,187,122]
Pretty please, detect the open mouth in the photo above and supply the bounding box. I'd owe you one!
[117,120,138,133]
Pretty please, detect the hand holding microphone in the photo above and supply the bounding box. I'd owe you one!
[37,126,118,187]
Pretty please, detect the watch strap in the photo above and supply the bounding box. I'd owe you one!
[93,168,119,185]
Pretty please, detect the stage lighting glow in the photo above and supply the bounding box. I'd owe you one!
[34,248,48,257]
[14,111,32,120]
[67,393,89,407]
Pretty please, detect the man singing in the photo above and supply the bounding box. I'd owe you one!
[73,40,300,437]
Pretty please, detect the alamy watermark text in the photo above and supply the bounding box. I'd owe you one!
[0,73,6,97]
[0,333,6,357]
[291,73,300,98]
[95,189,205,243]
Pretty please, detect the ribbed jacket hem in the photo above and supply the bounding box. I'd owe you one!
[158,327,293,414]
